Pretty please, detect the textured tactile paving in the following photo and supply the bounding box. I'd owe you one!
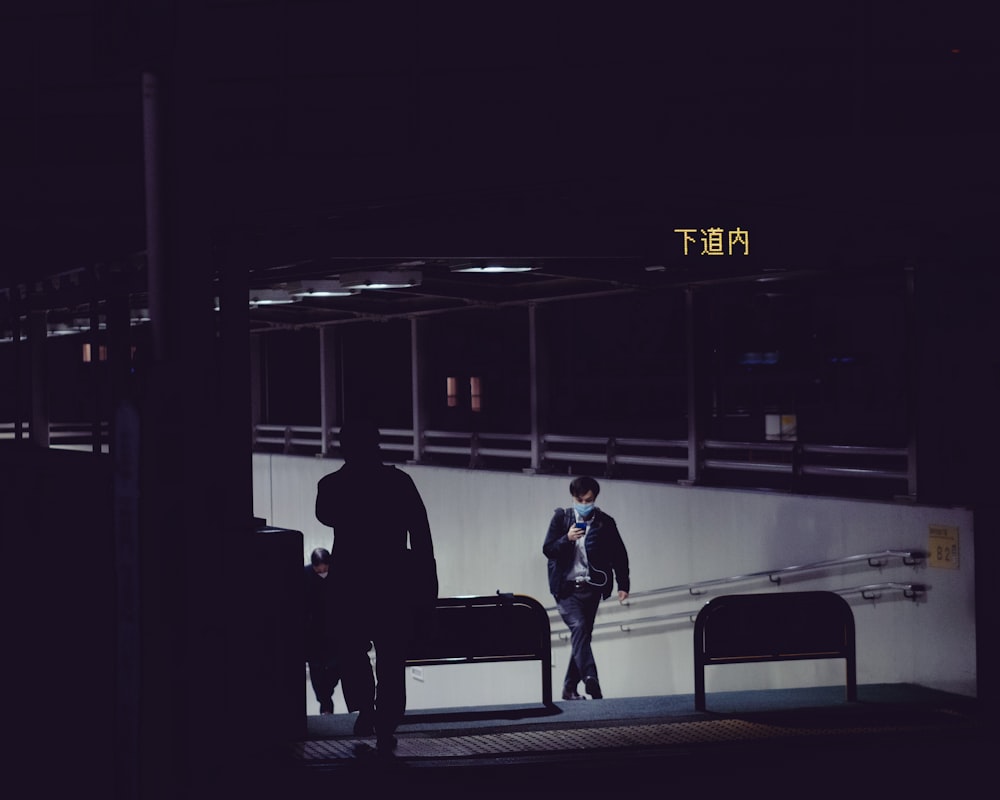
[287,715,948,763]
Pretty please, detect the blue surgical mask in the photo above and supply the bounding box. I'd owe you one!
[574,503,594,518]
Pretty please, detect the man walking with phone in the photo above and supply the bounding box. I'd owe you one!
[543,476,630,701]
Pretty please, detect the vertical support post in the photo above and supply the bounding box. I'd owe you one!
[903,266,918,500]
[684,287,702,485]
[29,310,49,448]
[249,333,262,450]
[90,296,103,453]
[107,281,132,451]
[138,20,252,789]
[411,317,426,462]
[319,326,339,456]
[218,246,255,530]
[143,71,167,364]
[527,302,545,473]
[852,0,871,141]
[693,605,707,710]
[11,305,24,440]
[108,277,140,800]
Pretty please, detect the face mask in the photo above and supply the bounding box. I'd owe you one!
[318,571,328,579]
[574,503,594,518]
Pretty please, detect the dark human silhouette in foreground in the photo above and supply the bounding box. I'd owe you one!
[315,419,437,757]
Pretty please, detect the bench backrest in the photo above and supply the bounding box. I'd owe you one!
[406,594,553,706]
[693,591,857,709]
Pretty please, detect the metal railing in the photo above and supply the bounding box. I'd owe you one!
[3,420,913,497]
[250,423,910,491]
[623,550,926,601]
[1,421,109,450]
[562,582,927,639]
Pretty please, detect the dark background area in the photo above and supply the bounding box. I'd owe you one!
[1,3,997,800]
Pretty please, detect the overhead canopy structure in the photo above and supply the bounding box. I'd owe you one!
[1,2,994,337]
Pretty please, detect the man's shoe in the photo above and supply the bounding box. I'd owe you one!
[584,677,603,699]
[376,735,397,757]
[353,709,375,735]
[561,687,586,701]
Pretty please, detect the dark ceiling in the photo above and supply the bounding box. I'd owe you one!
[1,2,996,337]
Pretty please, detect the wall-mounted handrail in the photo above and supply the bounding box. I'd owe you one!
[620,550,925,604]
[838,581,927,601]
[546,548,927,636]
[553,582,927,639]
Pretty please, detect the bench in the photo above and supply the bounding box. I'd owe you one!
[406,593,554,707]
[693,591,857,711]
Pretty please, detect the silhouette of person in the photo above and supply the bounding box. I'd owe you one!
[315,418,437,756]
[303,547,339,714]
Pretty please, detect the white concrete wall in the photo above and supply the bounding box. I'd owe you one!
[254,453,977,712]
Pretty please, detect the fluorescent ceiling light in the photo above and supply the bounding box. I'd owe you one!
[291,280,357,298]
[250,289,295,305]
[341,270,421,290]
[72,318,106,330]
[451,264,535,273]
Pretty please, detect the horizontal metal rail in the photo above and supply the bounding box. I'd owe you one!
[247,424,908,485]
[553,582,927,639]
[545,548,926,621]
[4,420,913,496]
[1,421,109,450]
[623,550,926,602]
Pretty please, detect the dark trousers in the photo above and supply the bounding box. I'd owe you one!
[307,657,340,713]
[338,605,410,741]
[556,583,603,689]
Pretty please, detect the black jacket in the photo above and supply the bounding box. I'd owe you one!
[543,507,630,600]
[303,564,333,662]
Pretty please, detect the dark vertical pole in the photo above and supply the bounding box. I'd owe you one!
[143,71,167,364]
[108,279,140,800]
[90,298,103,452]
[249,333,262,450]
[527,302,547,473]
[411,317,426,462]
[12,304,24,440]
[852,0,871,141]
[29,310,49,448]
[319,326,339,456]
[903,266,918,500]
[217,246,255,529]
[139,15,231,796]
[685,287,702,485]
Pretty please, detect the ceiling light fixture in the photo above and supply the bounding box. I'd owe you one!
[450,264,535,274]
[249,289,296,306]
[340,270,422,290]
[291,280,357,298]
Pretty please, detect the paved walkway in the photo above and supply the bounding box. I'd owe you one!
[259,684,992,795]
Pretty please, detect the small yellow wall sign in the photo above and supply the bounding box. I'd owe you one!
[928,525,959,569]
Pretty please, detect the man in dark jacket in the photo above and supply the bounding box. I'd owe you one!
[303,547,339,714]
[315,418,437,756]
[543,475,630,701]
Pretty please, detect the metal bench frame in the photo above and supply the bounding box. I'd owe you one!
[693,590,857,711]
[406,593,553,707]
